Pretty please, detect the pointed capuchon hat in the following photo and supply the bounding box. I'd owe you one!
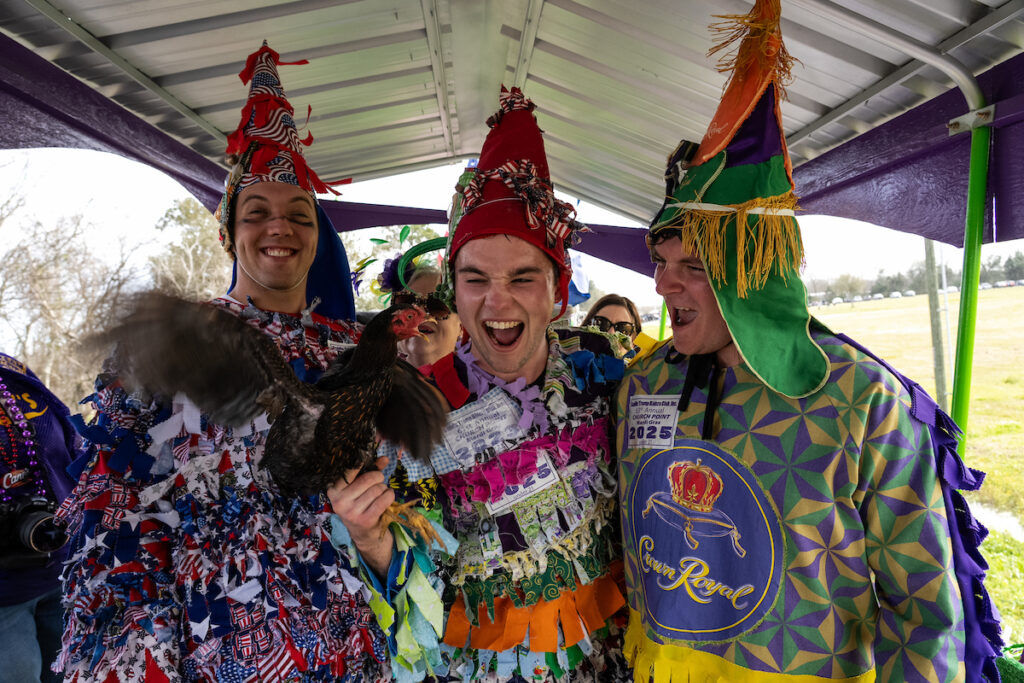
[215,41,355,321]
[444,87,587,320]
[648,0,827,398]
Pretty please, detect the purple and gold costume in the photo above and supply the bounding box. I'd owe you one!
[617,330,999,682]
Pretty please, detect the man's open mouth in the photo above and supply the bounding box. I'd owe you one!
[672,307,697,326]
[484,320,524,347]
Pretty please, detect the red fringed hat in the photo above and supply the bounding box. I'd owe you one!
[215,41,336,253]
[448,86,586,319]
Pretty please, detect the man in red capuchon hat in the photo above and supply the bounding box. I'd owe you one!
[330,87,633,682]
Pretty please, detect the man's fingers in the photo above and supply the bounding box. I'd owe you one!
[344,482,393,518]
[366,487,395,520]
[327,464,395,538]
[331,478,392,517]
[331,469,385,501]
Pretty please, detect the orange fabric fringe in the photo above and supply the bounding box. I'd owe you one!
[442,565,626,654]
[694,0,797,168]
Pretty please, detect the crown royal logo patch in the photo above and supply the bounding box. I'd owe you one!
[625,439,784,643]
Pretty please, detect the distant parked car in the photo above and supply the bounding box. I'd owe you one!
[980,282,993,290]
[903,290,916,297]
[1017,280,1024,286]
[889,291,903,298]
[872,293,884,300]
[944,285,959,293]
[830,296,844,304]
[852,295,863,302]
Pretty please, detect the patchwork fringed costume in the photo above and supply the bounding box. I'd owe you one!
[349,86,632,682]
[371,330,628,682]
[618,1,1003,682]
[54,43,385,681]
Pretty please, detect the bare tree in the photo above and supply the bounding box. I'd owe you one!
[0,215,139,407]
[831,273,867,300]
[148,198,232,301]
[0,161,27,314]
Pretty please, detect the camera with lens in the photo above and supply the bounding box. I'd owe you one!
[0,495,68,569]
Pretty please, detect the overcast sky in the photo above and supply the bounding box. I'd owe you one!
[2,148,1021,313]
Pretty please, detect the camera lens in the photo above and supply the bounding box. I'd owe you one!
[19,511,67,554]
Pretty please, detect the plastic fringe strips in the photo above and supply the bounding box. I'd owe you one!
[658,193,802,298]
[623,609,875,683]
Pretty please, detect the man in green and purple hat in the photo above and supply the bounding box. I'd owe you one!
[616,2,1003,682]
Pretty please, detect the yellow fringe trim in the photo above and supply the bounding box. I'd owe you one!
[624,609,875,683]
[708,0,796,100]
[659,192,802,299]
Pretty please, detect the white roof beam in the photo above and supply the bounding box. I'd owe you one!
[787,0,1024,155]
[512,0,545,89]
[420,0,455,155]
[22,0,226,144]
[449,0,508,153]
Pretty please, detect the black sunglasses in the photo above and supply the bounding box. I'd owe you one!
[391,291,451,318]
[590,315,636,337]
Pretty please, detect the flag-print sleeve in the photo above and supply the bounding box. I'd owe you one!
[55,380,183,681]
[852,367,965,683]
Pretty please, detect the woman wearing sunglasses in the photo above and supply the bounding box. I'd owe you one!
[581,293,642,340]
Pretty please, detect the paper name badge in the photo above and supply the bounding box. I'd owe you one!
[442,387,527,468]
[627,394,681,449]
[485,451,559,515]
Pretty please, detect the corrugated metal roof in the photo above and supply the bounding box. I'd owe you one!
[2,0,1022,223]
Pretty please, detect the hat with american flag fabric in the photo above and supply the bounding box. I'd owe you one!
[216,41,356,322]
[216,41,337,254]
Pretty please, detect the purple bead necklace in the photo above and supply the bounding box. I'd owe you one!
[0,375,45,503]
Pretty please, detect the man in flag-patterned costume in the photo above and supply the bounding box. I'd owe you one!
[55,43,389,682]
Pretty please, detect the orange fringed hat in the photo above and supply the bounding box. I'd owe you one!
[648,0,828,398]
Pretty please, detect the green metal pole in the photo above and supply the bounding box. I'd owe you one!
[950,122,992,445]
[658,300,668,340]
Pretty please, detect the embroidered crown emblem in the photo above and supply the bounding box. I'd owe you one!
[668,459,723,512]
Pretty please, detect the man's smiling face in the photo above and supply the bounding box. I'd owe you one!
[453,234,557,383]
[231,182,318,297]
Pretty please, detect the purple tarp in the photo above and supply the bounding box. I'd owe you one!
[793,51,1024,247]
[2,31,1021,278]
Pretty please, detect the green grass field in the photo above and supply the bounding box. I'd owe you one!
[645,287,1024,644]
